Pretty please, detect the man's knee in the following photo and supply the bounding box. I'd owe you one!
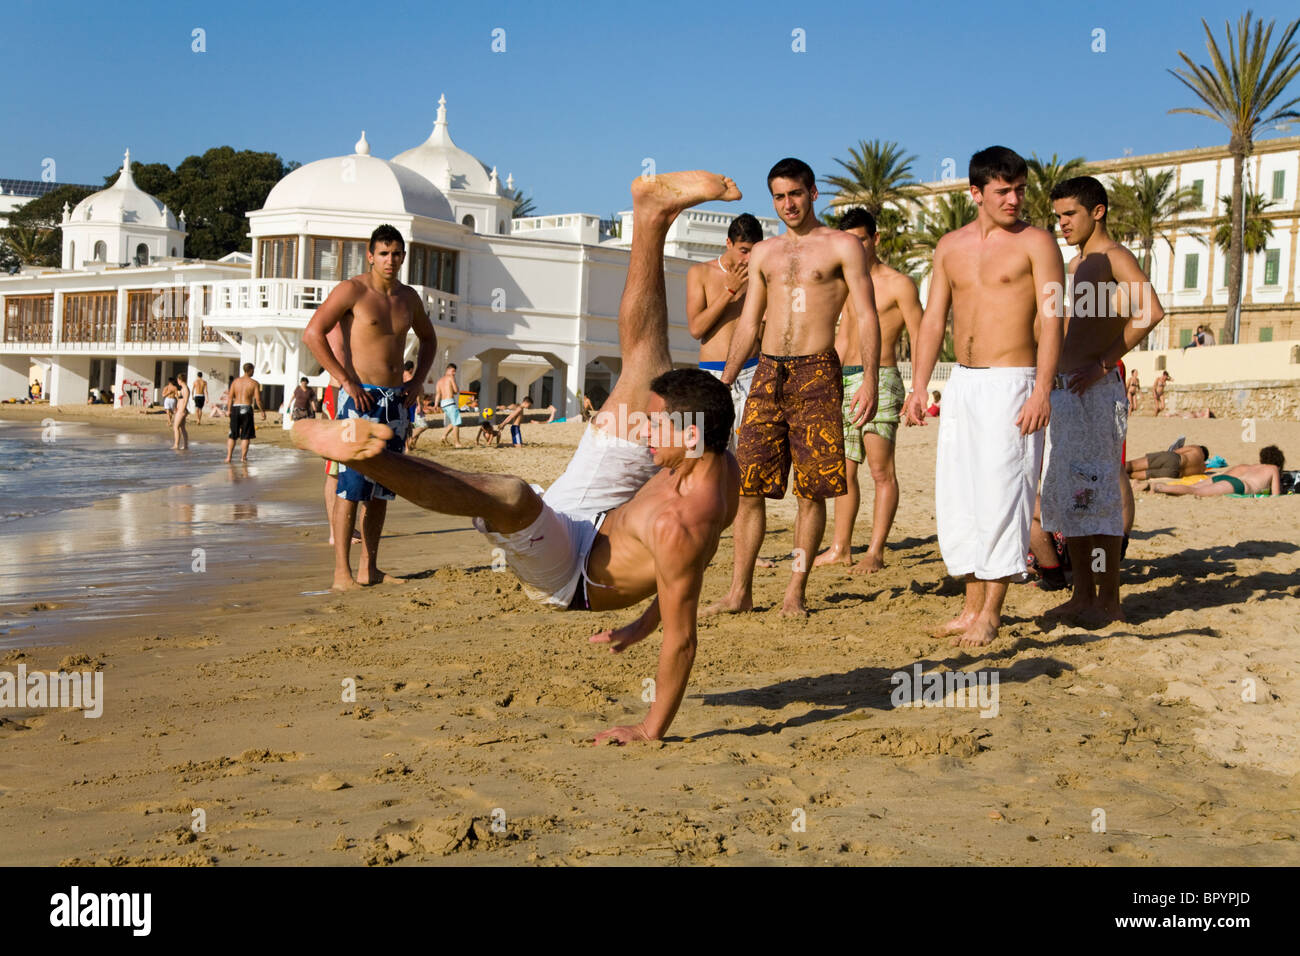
[485,476,544,533]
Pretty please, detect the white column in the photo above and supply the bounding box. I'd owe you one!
[47,356,92,406]
[562,347,584,420]
[479,354,500,407]
[51,291,63,348]
[115,288,128,349]
[0,355,28,402]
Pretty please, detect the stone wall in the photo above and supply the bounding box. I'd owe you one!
[1165,381,1300,421]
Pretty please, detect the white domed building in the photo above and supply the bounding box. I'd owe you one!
[61,150,187,268]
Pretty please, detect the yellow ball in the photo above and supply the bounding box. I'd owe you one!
[482,407,494,418]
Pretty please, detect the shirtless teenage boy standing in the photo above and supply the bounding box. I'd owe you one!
[713,157,881,617]
[903,146,1064,647]
[303,224,437,590]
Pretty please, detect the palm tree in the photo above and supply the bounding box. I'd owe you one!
[909,192,977,276]
[510,188,537,218]
[1106,168,1203,276]
[1214,192,1275,254]
[821,140,921,216]
[1,225,59,265]
[1169,12,1300,342]
[1025,153,1089,234]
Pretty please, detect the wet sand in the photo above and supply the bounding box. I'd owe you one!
[0,407,1297,865]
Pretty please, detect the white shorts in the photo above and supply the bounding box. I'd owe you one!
[936,366,1044,580]
[700,357,758,450]
[473,425,659,608]
[1041,371,1127,538]
[164,397,177,411]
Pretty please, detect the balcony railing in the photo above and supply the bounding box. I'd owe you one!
[204,278,458,325]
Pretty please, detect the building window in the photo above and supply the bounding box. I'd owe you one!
[126,289,189,342]
[1179,328,1194,347]
[170,246,177,257]
[1191,179,1204,207]
[1259,327,1273,343]
[461,214,475,231]
[1272,170,1285,200]
[1263,248,1281,286]
[408,243,458,294]
[3,294,54,343]
[1183,253,1199,289]
[308,237,368,281]
[62,291,117,343]
[93,240,107,262]
[258,236,297,278]
[135,243,149,266]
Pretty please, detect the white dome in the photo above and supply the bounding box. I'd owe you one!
[392,94,502,195]
[263,137,454,221]
[73,150,178,229]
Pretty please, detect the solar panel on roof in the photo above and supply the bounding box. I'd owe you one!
[0,178,97,198]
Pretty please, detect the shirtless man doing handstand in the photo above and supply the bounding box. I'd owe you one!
[293,171,743,744]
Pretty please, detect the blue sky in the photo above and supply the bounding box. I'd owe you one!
[5,0,1299,219]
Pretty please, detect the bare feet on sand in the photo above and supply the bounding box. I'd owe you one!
[952,617,998,647]
[781,594,809,618]
[755,556,777,569]
[630,170,742,221]
[850,551,885,574]
[293,418,393,463]
[1044,594,1091,621]
[813,545,853,568]
[701,593,753,617]
[931,611,977,639]
[356,568,386,587]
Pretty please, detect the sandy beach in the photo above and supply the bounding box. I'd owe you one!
[0,404,1297,866]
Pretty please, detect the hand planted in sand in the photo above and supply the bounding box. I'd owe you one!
[593,723,652,746]
[589,623,649,653]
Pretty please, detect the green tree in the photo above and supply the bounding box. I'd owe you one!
[1169,11,1300,342]
[909,192,977,276]
[510,188,537,218]
[1214,191,1275,254]
[1106,168,1203,276]
[1025,153,1089,234]
[104,161,177,198]
[821,139,921,217]
[3,183,96,267]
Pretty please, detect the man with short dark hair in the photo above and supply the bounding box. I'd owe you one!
[708,157,882,618]
[903,146,1064,647]
[292,170,743,743]
[1041,175,1164,625]
[224,362,265,463]
[192,372,208,423]
[815,208,921,573]
[303,223,437,590]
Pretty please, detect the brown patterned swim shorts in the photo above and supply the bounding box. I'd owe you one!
[737,349,846,499]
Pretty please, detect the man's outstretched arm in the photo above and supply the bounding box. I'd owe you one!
[592,516,706,744]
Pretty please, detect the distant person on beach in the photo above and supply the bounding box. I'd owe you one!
[192,372,208,423]
[926,390,941,417]
[435,364,464,448]
[302,223,437,590]
[1040,175,1164,626]
[162,377,179,425]
[293,169,743,743]
[1127,369,1140,413]
[1127,444,1208,484]
[475,406,502,446]
[291,377,315,421]
[902,146,1064,648]
[687,212,763,450]
[224,363,265,463]
[407,395,436,451]
[1156,446,1283,497]
[498,398,532,446]
[815,208,920,574]
[710,157,881,618]
[1153,370,1171,414]
[172,371,191,450]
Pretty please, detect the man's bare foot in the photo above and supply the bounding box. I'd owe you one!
[850,551,885,574]
[1079,602,1126,627]
[222,455,232,463]
[630,170,741,221]
[292,418,393,463]
[755,557,777,569]
[780,594,809,618]
[930,612,977,638]
[813,545,853,568]
[357,568,386,586]
[1044,595,1090,620]
[953,617,999,647]
[331,573,360,592]
[701,593,753,617]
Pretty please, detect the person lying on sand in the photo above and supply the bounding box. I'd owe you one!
[293,170,744,745]
[1155,446,1284,497]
